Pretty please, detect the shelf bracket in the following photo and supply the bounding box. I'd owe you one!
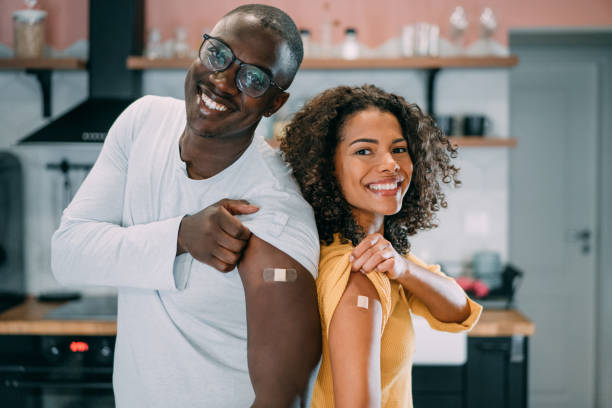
[425,68,440,118]
[25,69,52,118]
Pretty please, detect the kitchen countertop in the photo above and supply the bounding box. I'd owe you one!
[0,297,534,337]
[0,297,116,336]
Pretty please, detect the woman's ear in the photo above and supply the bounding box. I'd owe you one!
[264,92,290,117]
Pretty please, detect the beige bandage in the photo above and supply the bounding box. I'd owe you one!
[263,268,298,282]
[357,295,369,309]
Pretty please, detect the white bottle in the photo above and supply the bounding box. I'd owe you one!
[342,28,359,60]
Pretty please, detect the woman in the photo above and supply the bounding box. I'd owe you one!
[280,85,482,407]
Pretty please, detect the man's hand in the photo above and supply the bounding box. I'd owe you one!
[177,199,258,272]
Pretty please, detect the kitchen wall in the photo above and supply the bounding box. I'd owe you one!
[0,0,608,295]
[1,65,509,294]
[2,0,612,52]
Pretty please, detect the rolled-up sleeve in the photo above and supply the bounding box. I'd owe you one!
[401,254,482,333]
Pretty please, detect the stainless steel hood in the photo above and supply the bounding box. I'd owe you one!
[19,0,144,144]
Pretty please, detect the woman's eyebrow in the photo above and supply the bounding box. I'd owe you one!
[349,138,378,145]
[392,138,407,144]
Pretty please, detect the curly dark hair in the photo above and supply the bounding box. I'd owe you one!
[280,84,460,254]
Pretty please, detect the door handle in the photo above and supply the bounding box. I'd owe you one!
[568,229,592,255]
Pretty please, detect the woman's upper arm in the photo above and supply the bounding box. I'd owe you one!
[328,272,383,408]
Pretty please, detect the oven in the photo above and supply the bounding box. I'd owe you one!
[0,296,117,407]
[0,334,115,407]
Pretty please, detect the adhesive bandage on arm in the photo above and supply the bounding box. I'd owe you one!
[263,268,298,282]
[357,295,369,309]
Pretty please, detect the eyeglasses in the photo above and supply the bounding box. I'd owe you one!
[199,34,286,98]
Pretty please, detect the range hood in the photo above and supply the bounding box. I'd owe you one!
[19,0,144,143]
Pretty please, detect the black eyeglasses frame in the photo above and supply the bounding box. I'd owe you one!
[199,33,287,97]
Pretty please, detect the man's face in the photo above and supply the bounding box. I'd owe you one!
[184,14,291,139]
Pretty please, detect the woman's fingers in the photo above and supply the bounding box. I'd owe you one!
[374,258,396,277]
[360,249,394,273]
[350,233,383,261]
[350,235,391,273]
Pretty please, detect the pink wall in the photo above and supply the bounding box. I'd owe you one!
[1,0,611,51]
[1,0,88,51]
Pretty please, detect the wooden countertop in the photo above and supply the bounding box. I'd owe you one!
[469,309,535,337]
[0,298,534,337]
[0,297,116,336]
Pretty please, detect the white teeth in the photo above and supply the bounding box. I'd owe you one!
[198,90,228,112]
[369,183,397,191]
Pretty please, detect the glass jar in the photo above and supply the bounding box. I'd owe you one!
[13,9,47,58]
[342,28,359,60]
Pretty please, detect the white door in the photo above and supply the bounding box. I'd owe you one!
[510,56,599,407]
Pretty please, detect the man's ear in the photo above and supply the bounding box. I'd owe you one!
[264,92,290,117]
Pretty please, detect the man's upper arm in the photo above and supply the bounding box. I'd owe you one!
[237,234,321,408]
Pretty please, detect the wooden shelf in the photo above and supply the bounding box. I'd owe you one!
[0,58,87,117]
[0,57,87,70]
[126,55,518,70]
[450,137,517,148]
[301,56,519,70]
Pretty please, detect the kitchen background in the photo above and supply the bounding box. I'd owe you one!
[0,1,611,407]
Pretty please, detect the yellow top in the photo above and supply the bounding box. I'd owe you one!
[311,236,483,408]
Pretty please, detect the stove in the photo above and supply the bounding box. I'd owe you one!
[0,296,118,407]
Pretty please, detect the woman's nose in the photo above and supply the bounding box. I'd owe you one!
[209,63,240,95]
[379,153,400,173]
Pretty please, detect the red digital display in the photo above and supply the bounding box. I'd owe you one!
[70,341,89,352]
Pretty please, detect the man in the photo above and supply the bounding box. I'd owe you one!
[51,5,321,407]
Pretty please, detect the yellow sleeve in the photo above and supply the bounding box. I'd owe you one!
[401,253,483,333]
[317,244,392,337]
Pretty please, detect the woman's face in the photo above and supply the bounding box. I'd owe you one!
[334,108,413,228]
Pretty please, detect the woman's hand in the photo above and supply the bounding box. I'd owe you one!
[349,233,409,280]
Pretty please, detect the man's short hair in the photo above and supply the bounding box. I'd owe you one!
[224,4,304,85]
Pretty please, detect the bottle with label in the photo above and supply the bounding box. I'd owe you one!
[342,28,359,60]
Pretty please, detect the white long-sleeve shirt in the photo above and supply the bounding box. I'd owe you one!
[51,95,319,407]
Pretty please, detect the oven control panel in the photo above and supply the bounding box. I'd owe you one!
[0,335,116,368]
[41,336,115,365]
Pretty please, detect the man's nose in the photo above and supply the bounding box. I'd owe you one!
[209,63,240,95]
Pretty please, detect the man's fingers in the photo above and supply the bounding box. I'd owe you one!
[211,255,234,273]
[212,245,241,266]
[216,232,249,253]
[221,199,259,216]
[217,207,252,240]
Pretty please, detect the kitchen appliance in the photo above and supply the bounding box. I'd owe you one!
[18,0,144,144]
[0,297,117,407]
[462,114,491,136]
[0,152,26,313]
[433,114,455,136]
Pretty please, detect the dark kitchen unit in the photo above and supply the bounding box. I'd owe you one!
[412,310,533,408]
[0,152,26,314]
[0,297,117,408]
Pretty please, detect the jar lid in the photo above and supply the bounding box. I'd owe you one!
[13,9,47,24]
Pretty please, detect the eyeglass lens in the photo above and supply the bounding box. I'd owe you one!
[201,37,272,98]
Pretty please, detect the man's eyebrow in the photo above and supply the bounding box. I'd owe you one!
[349,138,378,146]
